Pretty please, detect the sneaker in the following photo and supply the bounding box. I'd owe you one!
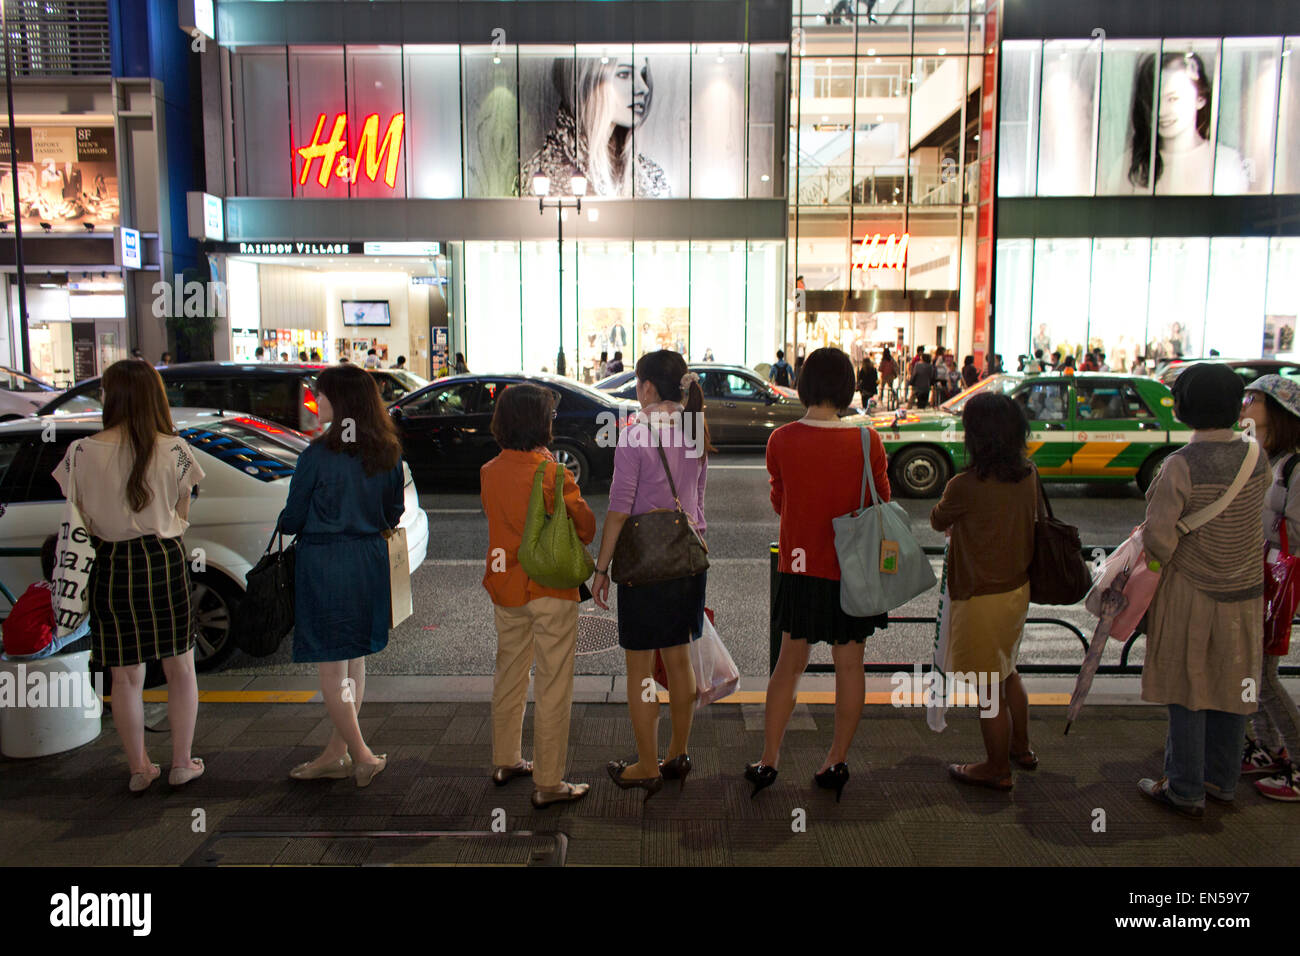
[1138,777,1205,818]
[1242,738,1285,776]
[1255,765,1300,803]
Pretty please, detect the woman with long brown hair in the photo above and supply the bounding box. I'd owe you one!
[279,364,405,787]
[54,359,206,792]
[592,350,712,798]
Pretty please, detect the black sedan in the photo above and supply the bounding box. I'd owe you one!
[389,373,622,490]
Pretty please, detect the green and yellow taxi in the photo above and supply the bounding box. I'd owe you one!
[861,372,1190,498]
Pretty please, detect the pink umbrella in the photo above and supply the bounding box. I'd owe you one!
[1065,566,1131,735]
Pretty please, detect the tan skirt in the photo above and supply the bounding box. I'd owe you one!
[949,581,1030,680]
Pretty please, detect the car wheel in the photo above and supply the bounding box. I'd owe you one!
[891,446,952,498]
[191,572,241,672]
[551,443,590,490]
[1136,448,1173,494]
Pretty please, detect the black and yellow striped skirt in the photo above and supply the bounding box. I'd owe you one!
[88,535,195,668]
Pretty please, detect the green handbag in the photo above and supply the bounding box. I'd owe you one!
[517,461,595,589]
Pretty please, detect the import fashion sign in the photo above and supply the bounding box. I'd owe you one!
[0,126,119,230]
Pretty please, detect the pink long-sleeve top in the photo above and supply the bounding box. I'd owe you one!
[608,418,708,533]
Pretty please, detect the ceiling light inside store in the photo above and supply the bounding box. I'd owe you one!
[588,207,599,222]
[493,55,501,64]
[938,48,946,55]
[761,174,770,182]
[867,48,876,56]
[876,114,884,121]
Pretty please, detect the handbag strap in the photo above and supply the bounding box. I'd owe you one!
[1176,437,1260,535]
[857,427,883,512]
[653,439,685,514]
[1033,467,1055,521]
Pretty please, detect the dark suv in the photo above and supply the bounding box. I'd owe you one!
[35,362,325,435]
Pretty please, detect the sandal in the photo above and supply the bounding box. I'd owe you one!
[947,763,1013,791]
[1010,749,1039,771]
[531,781,590,809]
[492,760,534,787]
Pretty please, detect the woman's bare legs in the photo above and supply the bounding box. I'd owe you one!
[315,659,380,769]
[622,649,660,779]
[160,649,200,772]
[760,633,812,768]
[1004,671,1031,757]
[110,664,151,774]
[660,643,696,760]
[969,681,1012,781]
[823,640,866,772]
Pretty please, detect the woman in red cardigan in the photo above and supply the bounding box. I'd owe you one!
[746,347,891,801]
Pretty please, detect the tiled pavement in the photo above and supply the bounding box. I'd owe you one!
[0,702,1294,866]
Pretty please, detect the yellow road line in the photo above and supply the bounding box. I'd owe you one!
[118,689,1071,706]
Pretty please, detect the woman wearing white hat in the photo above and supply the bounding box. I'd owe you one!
[1240,374,1300,802]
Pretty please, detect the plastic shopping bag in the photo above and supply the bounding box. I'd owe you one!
[691,613,740,708]
[926,543,953,733]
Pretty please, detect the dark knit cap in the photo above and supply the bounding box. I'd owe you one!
[1170,362,1245,430]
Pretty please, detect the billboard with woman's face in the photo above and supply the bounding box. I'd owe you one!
[1002,36,1291,197]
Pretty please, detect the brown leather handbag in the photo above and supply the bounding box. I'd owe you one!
[611,442,709,587]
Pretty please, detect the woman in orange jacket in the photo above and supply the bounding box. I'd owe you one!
[480,383,597,808]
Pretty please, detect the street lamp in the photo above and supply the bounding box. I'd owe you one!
[533,170,586,377]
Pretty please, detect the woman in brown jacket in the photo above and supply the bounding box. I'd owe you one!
[930,393,1038,791]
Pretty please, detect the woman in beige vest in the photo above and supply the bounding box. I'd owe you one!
[1138,363,1267,817]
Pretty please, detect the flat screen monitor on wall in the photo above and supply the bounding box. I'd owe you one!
[342,300,391,326]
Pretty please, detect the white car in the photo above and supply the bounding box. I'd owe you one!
[0,366,62,421]
[0,409,429,670]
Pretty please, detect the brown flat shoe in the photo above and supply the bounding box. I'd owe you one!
[948,763,1013,791]
[1010,750,1039,771]
[531,781,589,809]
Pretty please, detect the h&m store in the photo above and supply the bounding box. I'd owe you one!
[202,0,793,382]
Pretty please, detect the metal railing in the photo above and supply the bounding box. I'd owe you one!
[768,543,1300,677]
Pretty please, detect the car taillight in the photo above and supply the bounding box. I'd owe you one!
[303,385,318,415]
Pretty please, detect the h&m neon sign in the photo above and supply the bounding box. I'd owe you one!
[295,112,405,189]
[852,233,909,270]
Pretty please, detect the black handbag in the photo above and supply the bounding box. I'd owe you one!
[1028,474,1091,606]
[235,527,296,657]
[611,442,709,587]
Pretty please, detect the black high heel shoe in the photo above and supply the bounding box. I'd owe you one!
[814,762,849,802]
[659,754,692,789]
[744,762,778,798]
[607,760,664,801]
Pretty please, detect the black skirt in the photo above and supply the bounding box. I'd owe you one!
[88,535,194,667]
[616,570,707,651]
[772,572,887,645]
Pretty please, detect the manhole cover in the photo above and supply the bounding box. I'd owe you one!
[183,830,567,867]
[576,614,620,655]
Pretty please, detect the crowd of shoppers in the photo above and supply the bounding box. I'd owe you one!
[21,346,1293,819]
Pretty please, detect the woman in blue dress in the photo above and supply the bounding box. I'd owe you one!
[278,364,406,788]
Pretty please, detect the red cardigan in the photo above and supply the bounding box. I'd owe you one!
[766,421,891,580]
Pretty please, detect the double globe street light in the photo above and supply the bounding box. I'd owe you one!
[533,170,586,378]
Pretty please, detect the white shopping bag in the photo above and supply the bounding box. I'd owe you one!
[926,541,953,733]
[691,613,739,709]
[383,527,412,627]
[53,444,95,639]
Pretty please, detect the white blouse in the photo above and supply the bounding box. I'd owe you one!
[54,434,206,541]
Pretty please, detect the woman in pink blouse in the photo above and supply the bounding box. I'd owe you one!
[592,350,712,799]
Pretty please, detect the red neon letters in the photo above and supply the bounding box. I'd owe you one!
[296,112,405,189]
[852,233,909,270]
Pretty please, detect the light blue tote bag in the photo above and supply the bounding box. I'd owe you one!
[832,428,936,616]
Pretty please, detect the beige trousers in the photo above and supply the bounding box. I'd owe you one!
[491,597,579,789]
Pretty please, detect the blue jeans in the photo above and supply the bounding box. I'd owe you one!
[1163,704,1248,806]
[0,618,90,661]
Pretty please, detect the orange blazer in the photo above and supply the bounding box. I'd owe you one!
[480,449,597,607]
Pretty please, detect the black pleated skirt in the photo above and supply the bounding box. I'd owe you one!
[88,535,194,667]
[772,572,887,645]
[616,570,707,651]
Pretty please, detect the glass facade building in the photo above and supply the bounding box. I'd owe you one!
[786,0,991,367]
[994,8,1300,368]
[206,2,792,380]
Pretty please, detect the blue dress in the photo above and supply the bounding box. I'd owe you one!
[277,443,405,663]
